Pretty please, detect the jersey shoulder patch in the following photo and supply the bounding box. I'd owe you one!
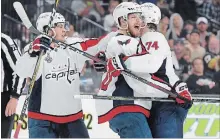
[111,35,139,46]
[106,35,139,57]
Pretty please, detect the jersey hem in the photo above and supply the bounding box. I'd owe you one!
[98,105,150,124]
[28,110,83,123]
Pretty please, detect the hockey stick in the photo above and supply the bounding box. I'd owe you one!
[13,2,41,35]
[12,3,191,104]
[13,1,59,138]
[73,94,220,103]
[13,2,44,138]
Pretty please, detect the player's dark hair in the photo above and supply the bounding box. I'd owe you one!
[147,23,157,31]
[43,25,49,33]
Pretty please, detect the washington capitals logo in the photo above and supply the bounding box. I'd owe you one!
[117,39,131,46]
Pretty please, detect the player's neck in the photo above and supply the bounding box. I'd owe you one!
[118,30,128,36]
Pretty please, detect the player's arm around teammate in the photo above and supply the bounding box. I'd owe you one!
[105,3,192,138]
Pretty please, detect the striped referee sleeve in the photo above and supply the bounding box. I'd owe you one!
[1,33,26,98]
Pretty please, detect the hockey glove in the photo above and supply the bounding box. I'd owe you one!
[29,35,52,57]
[106,54,127,77]
[93,51,107,72]
[173,81,193,109]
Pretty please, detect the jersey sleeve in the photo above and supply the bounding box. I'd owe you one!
[1,33,26,98]
[96,31,118,52]
[125,33,169,73]
[15,51,43,80]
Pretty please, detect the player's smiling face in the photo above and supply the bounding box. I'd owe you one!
[127,13,142,37]
[54,23,67,42]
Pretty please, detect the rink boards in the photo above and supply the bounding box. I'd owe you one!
[11,96,220,138]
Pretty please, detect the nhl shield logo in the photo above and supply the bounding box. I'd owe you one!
[44,53,53,63]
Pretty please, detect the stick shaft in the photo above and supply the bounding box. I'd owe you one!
[74,94,220,103]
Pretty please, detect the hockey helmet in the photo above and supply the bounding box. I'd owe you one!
[36,12,69,33]
[113,2,142,29]
[141,3,161,25]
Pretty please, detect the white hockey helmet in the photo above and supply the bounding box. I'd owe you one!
[141,3,161,25]
[113,2,142,29]
[36,12,66,33]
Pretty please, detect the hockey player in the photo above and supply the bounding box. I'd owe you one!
[94,2,153,138]
[105,3,192,138]
[15,12,105,138]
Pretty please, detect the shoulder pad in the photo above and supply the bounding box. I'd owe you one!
[112,35,139,46]
[141,32,166,42]
[106,35,139,57]
[65,37,84,45]
[141,32,169,53]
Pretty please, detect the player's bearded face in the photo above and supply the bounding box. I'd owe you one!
[53,23,68,42]
[127,13,142,37]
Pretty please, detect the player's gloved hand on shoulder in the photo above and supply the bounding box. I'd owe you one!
[93,51,107,72]
[29,34,52,57]
[173,81,193,109]
[106,54,127,77]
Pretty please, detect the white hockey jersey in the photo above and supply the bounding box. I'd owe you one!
[124,31,180,93]
[96,35,151,124]
[15,36,106,123]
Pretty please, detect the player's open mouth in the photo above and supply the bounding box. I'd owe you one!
[134,25,140,30]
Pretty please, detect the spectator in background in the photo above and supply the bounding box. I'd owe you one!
[103,0,121,32]
[173,39,192,80]
[186,58,219,94]
[203,36,220,77]
[80,60,102,93]
[214,58,220,85]
[66,24,80,37]
[187,30,206,61]
[182,47,193,81]
[182,20,195,40]
[196,0,220,33]
[157,14,169,36]
[196,17,212,48]
[138,0,157,4]
[166,13,184,49]
[174,39,185,61]
[157,0,171,12]
[71,0,105,22]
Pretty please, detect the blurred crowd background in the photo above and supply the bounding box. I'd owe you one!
[1,0,220,95]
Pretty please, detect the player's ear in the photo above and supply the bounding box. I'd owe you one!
[119,17,127,28]
[48,28,56,38]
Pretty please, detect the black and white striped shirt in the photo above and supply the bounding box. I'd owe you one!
[1,33,26,98]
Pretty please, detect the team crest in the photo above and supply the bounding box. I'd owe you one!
[44,52,53,63]
[117,39,131,46]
